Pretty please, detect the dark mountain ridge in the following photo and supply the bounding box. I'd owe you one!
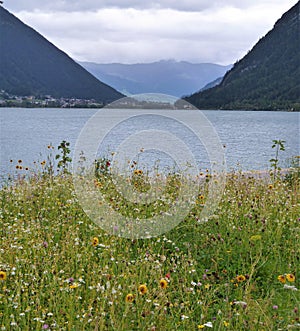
[186,1,300,111]
[0,6,123,103]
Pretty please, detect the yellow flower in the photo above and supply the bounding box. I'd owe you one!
[134,169,143,175]
[92,237,99,247]
[94,180,102,188]
[204,284,211,289]
[69,282,79,289]
[224,321,229,327]
[268,184,273,189]
[159,278,168,289]
[236,275,246,282]
[198,325,205,329]
[125,293,134,303]
[138,284,148,295]
[198,194,204,200]
[286,274,295,282]
[277,275,286,284]
[0,271,7,281]
[250,235,262,242]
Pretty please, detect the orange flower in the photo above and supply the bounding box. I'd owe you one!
[236,275,246,282]
[125,293,134,303]
[286,274,295,282]
[138,284,148,295]
[159,278,168,289]
[0,271,7,281]
[92,237,99,247]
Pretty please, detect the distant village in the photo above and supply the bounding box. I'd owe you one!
[0,90,197,110]
[0,90,104,108]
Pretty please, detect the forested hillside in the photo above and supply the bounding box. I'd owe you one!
[186,1,300,111]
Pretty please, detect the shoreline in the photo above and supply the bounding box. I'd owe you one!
[1,106,300,112]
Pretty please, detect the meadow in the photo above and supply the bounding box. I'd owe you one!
[0,143,299,331]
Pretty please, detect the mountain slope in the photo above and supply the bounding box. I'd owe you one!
[80,60,232,97]
[185,1,300,110]
[0,7,123,103]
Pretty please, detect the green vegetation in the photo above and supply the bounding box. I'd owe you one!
[0,144,299,330]
[186,2,300,111]
[270,139,286,180]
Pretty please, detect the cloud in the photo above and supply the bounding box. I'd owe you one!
[4,0,217,12]
[6,0,297,12]
[5,1,298,64]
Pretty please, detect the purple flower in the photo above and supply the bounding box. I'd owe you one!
[43,241,48,248]
[42,324,49,329]
[272,305,278,310]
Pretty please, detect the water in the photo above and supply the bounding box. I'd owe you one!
[0,107,299,179]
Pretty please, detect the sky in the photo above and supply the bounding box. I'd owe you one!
[3,0,298,65]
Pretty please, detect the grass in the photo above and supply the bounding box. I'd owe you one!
[0,149,299,331]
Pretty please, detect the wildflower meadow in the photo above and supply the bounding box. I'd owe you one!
[0,143,299,330]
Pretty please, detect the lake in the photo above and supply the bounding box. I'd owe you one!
[0,107,299,180]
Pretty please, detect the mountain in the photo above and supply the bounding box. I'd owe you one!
[185,1,300,111]
[0,6,123,103]
[80,60,232,97]
[199,77,223,92]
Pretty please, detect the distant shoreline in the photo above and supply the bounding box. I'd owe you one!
[0,105,299,112]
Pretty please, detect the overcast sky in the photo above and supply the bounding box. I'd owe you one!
[3,0,298,64]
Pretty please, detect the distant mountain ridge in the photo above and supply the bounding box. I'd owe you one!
[186,1,300,110]
[0,6,123,103]
[80,60,232,97]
